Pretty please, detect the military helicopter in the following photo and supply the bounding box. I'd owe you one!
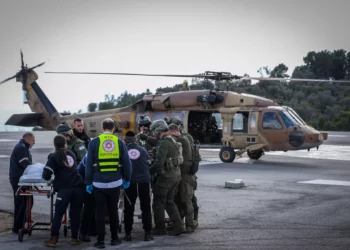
[2,51,350,163]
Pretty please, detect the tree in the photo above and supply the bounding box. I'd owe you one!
[88,103,97,112]
[269,63,289,78]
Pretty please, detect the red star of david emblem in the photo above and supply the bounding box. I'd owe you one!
[105,142,113,149]
[131,151,138,157]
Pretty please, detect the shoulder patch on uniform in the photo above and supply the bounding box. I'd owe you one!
[128,149,141,160]
[78,145,85,151]
[66,155,75,167]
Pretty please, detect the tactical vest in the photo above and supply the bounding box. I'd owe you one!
[97,134,120,172]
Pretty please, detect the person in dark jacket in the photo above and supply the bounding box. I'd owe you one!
[123,131,153,242]
[42,134,85,247]
[9,132,35,234]
[85,118,132,249]
[77,154,96,242]
[73,118,91,149]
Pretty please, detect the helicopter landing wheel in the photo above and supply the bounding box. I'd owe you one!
[247,149,264,160]
[219,147,236,163]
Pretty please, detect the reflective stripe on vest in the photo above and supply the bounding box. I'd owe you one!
[97,134,120,172]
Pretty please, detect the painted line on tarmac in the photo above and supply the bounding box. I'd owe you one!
[298,179,350,187]
[328,135,349,137]
[0,155,10,158]
[0,139,16,142]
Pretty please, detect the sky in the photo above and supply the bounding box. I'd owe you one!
[0,0,349,125]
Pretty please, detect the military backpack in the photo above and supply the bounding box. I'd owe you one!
[189,140,201,175]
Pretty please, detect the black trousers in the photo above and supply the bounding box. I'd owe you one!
[94,186,120,242]
[51,187,84,238]
[80,190,96,235]
[124,182,152,233]
[10,178,33,232]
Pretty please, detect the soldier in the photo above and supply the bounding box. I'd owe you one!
[168,124,196,233]
[72,118,91,149]
[136,115,158,152]
[56,123,87,164]
[169,117,200,228]
[149,119,186,236]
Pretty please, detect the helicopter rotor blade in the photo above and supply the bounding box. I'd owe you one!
[242,76,350,83]
[28,62,45,71]
[20,49,24,69]
[0,74,18,85]
[44,71,218,79]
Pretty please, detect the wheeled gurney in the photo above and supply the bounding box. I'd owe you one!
[15,181,68,242]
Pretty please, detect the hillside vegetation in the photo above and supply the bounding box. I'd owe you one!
[87,50,350,131]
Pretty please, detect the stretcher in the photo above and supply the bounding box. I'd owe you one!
[15,181,68,242]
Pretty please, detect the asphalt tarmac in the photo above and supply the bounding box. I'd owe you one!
[0,131,350,249]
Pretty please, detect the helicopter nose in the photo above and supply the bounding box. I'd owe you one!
[304,133,324,144]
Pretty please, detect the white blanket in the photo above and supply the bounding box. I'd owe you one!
[19,163,55,183]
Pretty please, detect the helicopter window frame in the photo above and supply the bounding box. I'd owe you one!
[280,111,296,128]
[262,112,283,130]
[288,108,306,125]
[232,112,249,134]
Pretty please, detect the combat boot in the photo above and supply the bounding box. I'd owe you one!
[144,231,154,241]
[123,233,132,241]
[44,236,58,247]
[79,234,91,242]
[193,220,198,228]
[166,221,174,231]
[186,225,195,233]
[168,224,186,236]
[70,238,81,245]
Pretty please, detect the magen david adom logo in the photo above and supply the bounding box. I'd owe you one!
[66,155,74,167]
[102,140,116,152]
[128,149,140,160]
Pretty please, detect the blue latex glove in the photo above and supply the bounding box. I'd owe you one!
[123,180,130,189]
[86,185,93,194]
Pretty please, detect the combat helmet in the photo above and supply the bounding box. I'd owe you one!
[138,115,152,128]
[169,116,184,131]
[150,119,169,134]
[56,123,73,136]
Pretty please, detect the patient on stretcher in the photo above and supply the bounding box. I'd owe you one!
[19,163,54,184]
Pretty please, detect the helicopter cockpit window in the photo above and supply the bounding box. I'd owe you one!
[280,111,296,128]
[232,112,249,134]
[262,112,283,130]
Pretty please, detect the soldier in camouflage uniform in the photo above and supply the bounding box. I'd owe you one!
[136,115,159,152]
[168,117,200,228]
[149,119,186,236]
[169,123,196,233]
[55,123,87,164]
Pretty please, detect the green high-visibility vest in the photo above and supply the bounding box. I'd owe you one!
[97,133,120,172]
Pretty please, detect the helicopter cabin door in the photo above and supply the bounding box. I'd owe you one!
[260,110,288,150]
